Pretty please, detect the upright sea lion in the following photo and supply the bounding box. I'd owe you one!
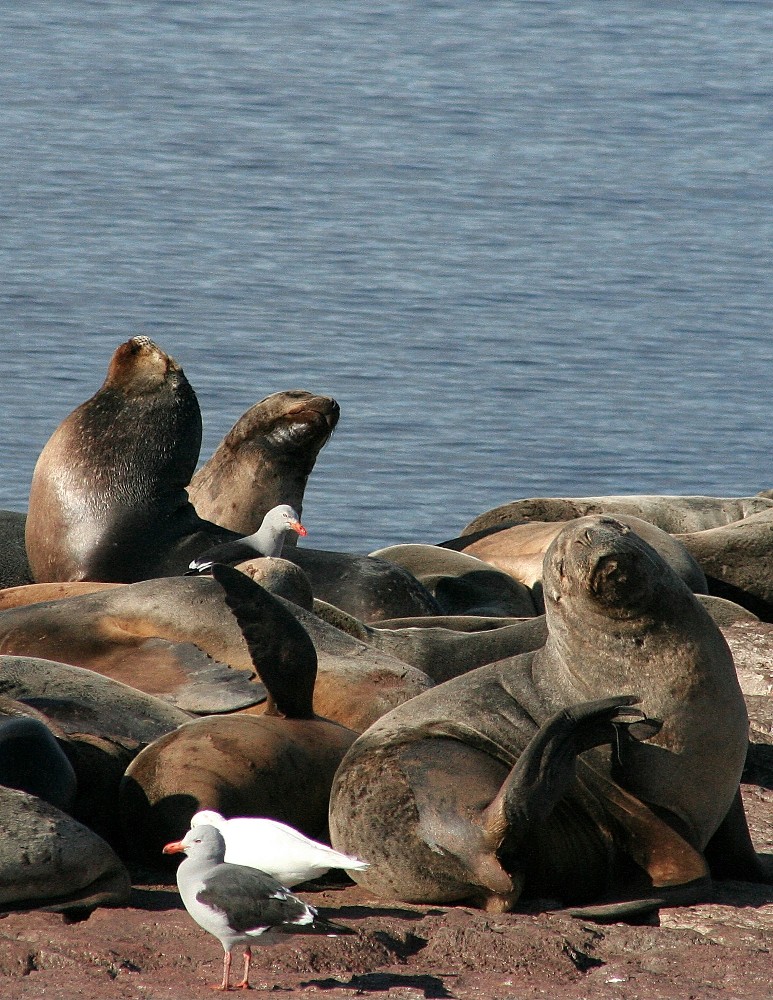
[329,516,756,913]
[120,566,358,862]
[188,389,340,535]
[24,337,232,583]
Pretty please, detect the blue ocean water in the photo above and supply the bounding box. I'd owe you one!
[1,3,771,552]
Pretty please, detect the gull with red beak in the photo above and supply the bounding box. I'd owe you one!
[186,504,307,575]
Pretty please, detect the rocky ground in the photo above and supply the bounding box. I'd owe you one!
[0,780,770,1000]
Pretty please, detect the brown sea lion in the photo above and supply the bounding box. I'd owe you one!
[462,494,773,536]
[24,337,233,583]
[369,543,538,617]
[310,599,547,681]
[459,496,773,619]
[0,655,191,843]
[0,573,431,732]
[442,514,708,597]
[188,389,340,535]
[120,565,359,862]
[329,516,757,914]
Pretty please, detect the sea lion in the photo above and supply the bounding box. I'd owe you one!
[459,496,773,619]
[0,574,432,731]
[24,337,233,583]
[0,580,123,610]
[442,514,708,597]
[282,547,443,622]
[369,543,538,618]
[188,389,340,536]
[310,599,547,680]
[0,710,77,811]
[462,495,773,536]
[0,510,33,589]
[328,516,756,913]
[120,565,359,862]
[0,655,191,843]
[0,785,131,919]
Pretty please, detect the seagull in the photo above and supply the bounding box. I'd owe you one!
[190,809,369,887]
[186,504,307,575]
[163,824,354,991]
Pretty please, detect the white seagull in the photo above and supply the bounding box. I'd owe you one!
[190,809,369,887]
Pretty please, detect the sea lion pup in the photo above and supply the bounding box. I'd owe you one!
[120,565,359,862]
[329,516,756,914]
[441,513,708,597]
[188,389,340,536]
[24,336,233,583]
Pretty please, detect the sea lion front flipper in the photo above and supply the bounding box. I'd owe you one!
[480,695,658,847]
[704,788,773,883]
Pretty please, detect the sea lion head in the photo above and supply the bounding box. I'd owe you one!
[542,515,663,623]
[227,389,340,454]
[104,336,189,396]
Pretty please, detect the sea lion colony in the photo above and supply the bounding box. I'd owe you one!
[0,339,770,958]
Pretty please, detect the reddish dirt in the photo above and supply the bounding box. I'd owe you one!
[1,783,771,1000]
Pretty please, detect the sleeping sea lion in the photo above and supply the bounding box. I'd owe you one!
[188,389,340,535]
[0,785,131,919]
[459,496,773,619]
[119,565,358,861]
[442,514,708,597]
[0,710,77,812]
[329,516,757,914]
[369,543,537,617]
[462,494,773,536]
[0,655,191,843]
[0,574,431,731]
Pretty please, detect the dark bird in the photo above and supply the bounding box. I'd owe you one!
[163,824,354,991]
[186,504,307,575]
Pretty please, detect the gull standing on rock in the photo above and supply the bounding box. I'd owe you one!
[186,504,307,574]
[163,824,354,991]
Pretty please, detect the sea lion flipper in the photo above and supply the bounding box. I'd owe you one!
[704,788,773,883]
[211,563,318,719]
[481,696,658,847]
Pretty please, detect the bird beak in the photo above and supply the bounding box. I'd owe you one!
[292,521,308,537]
[162,840,185,855]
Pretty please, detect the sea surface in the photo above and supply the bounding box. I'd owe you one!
[1,3,771,552]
